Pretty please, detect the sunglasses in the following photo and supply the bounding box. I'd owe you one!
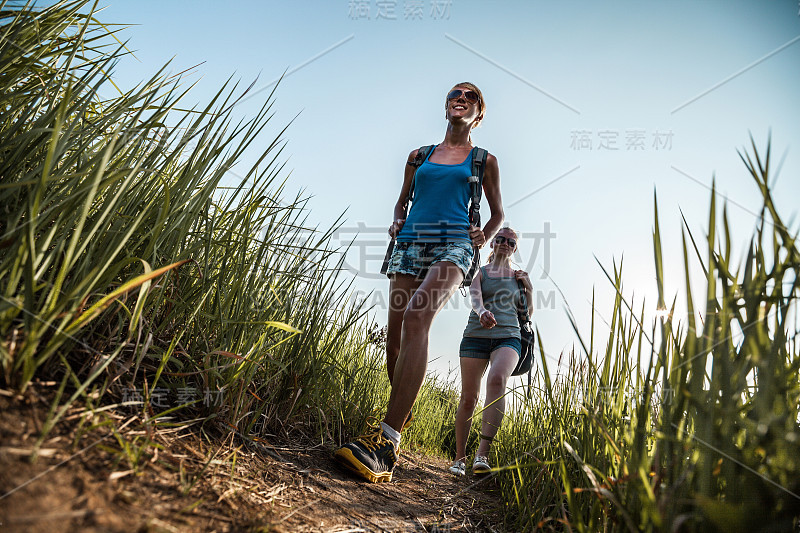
[447,89,480,105]
[495,235,517,248]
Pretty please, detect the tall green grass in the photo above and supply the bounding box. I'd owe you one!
[0,0,407,450]
[0,1,479,467]
[5,4,798,532]
[491,138,800,531]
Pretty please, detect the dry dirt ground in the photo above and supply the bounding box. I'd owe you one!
[0,386,507,532]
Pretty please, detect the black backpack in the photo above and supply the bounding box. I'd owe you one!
[512,279,535,377]
[380,145,488,288]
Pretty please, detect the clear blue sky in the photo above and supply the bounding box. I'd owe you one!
[100,0,800,383]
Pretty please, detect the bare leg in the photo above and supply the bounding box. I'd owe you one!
[454,356,488,462]
[476,347,518,456]
[385,274,421,384]
[383,261,463,432]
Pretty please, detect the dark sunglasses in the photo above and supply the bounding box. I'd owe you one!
[446,89,479,105]
[495,235,517,247]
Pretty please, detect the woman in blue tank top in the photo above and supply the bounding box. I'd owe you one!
[334,82,505,483]
[449,226,533,477]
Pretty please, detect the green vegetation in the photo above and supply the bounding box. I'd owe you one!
[2,3,798,532]
[491,141,800,531]
[0,0,394,451]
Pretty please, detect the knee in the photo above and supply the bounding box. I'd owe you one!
[402,307,430,332]
[486,370,509,392]
[459,394,479,413]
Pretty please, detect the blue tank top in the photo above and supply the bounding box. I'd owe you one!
[396,146,472,243]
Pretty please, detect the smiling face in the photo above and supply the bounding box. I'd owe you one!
[445,82,484,128]
[491,228,518,257]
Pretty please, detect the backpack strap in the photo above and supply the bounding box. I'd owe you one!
[468,147,488,227]
[383,145,435,277]
[516,279,534,388]
[459,147,488,292]
[406,145,435,208]
[517,279,531,325]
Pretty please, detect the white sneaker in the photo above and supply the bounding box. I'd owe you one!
[449,459,466,476]
[472,455,491,475]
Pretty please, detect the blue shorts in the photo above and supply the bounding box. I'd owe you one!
[459,336,522,360]
[386,241,474,280]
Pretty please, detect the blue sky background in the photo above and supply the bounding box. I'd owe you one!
[100,0,800,383]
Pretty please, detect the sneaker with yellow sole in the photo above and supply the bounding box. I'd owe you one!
[402,409,414,430]
[333,423,398,483]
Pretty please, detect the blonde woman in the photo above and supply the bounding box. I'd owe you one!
[450,226,532,476]
[334,82,505,483]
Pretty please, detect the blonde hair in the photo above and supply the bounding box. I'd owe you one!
[486,226,518,264]
[445,81,485,129]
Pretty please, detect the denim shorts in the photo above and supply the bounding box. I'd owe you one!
[459,336,522,359]
[386,241,474,280]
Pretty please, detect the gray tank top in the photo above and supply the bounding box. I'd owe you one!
[462,266,521,339]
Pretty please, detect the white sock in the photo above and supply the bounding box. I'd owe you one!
[380,421,401,449]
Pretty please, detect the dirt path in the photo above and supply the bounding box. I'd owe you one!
[0,390,505,532]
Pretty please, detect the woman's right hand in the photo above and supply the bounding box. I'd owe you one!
[479,310,496,329]
[468,225,486,248]
[388,218,405,238]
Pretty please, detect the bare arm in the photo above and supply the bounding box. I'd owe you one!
[470,269,496,328]
[389,149,419,237]
[475,153,504,246]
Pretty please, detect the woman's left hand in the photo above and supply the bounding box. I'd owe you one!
[468,225,486,248]
[515,270,532,290]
